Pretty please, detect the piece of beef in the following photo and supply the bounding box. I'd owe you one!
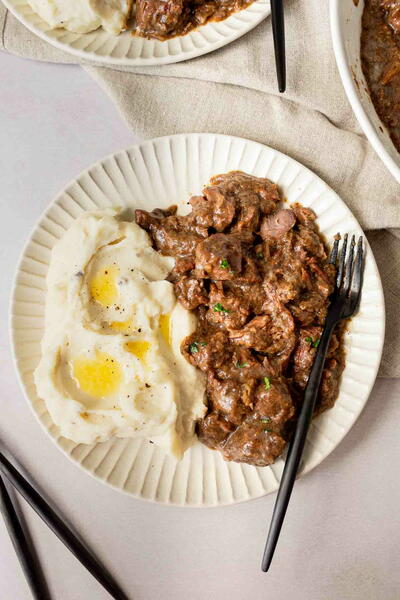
[206,282,250,329]
[292,326,322,389]
[232,197,261,233]
[206,373,254,424]
[260,209,296,240]
[229,300,295,359]
[260,231,309,304]
[327,332,340,358]
[174,277,208,310]
[291,203,318,230]
[262,262,306,304]
[182,329,230,373]
[214,346,268,382]
[191,0,219,26]
[189,185,236,232]
[172,256,195,275]
[234,282,269,314]
[135,209,207,257]
[289,291,329,326]
[292,328,345,407]
[308,259,335,298]
[254,378,296,426]
[135,0,187,39]
[195,233,243,280]
[210,171,281,216]
[316,358,344,415]
[222,418,287,467]
[197,413,235,449]
[230,256,261,285]
[228,315,274,353]
[294,226,327,261]
[383,0,400,34]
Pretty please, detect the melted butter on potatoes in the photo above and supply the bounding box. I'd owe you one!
[72,351,123,399]
[35,210,206,458]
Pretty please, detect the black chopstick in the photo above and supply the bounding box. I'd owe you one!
[271,0,286,93]
[0,451,129,600]
[0,475,50,600]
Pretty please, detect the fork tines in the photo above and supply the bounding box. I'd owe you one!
[351,237,364,299]
[329,233,364,315]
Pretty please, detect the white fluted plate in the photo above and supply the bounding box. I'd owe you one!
[10,134,385,506]
[2,0,270,65]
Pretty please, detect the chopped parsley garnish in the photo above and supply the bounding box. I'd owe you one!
[236,361,249,368]
[260,417,271,423]
[263,376,271,391]
[257,252,264,259]
[220,258,231,269]
[213,303,230,314]
[188,341,207,354]
[305,336,320,348]
[264,428,272,434]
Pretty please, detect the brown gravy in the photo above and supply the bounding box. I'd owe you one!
[133,0,255,40]
[135,172,346,467]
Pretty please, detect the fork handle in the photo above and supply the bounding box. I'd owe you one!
[261,321,336,572]
[271,0,286,93]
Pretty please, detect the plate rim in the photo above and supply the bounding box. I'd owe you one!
[2,0,270,66]
[9,132,386,507]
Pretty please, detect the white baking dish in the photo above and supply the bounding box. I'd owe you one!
[330,0,400,182]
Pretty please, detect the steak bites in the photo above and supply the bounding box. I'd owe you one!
[135,0,256,40]
[136,171,345,467]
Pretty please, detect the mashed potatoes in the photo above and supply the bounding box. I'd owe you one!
[27,0,132,34]
[34,210,206,459]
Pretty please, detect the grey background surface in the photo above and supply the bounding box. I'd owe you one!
[0,51,399,600]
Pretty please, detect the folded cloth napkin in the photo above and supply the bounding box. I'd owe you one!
[1,0,399,376]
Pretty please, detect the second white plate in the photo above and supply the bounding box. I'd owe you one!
[10,133,385,506]
[2,0,270,65]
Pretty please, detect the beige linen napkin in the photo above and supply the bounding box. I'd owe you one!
[1,0,399,376]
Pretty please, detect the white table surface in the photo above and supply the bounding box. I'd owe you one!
[1,50,399,600]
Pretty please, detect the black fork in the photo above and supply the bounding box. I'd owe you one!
[261,234,364,572]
